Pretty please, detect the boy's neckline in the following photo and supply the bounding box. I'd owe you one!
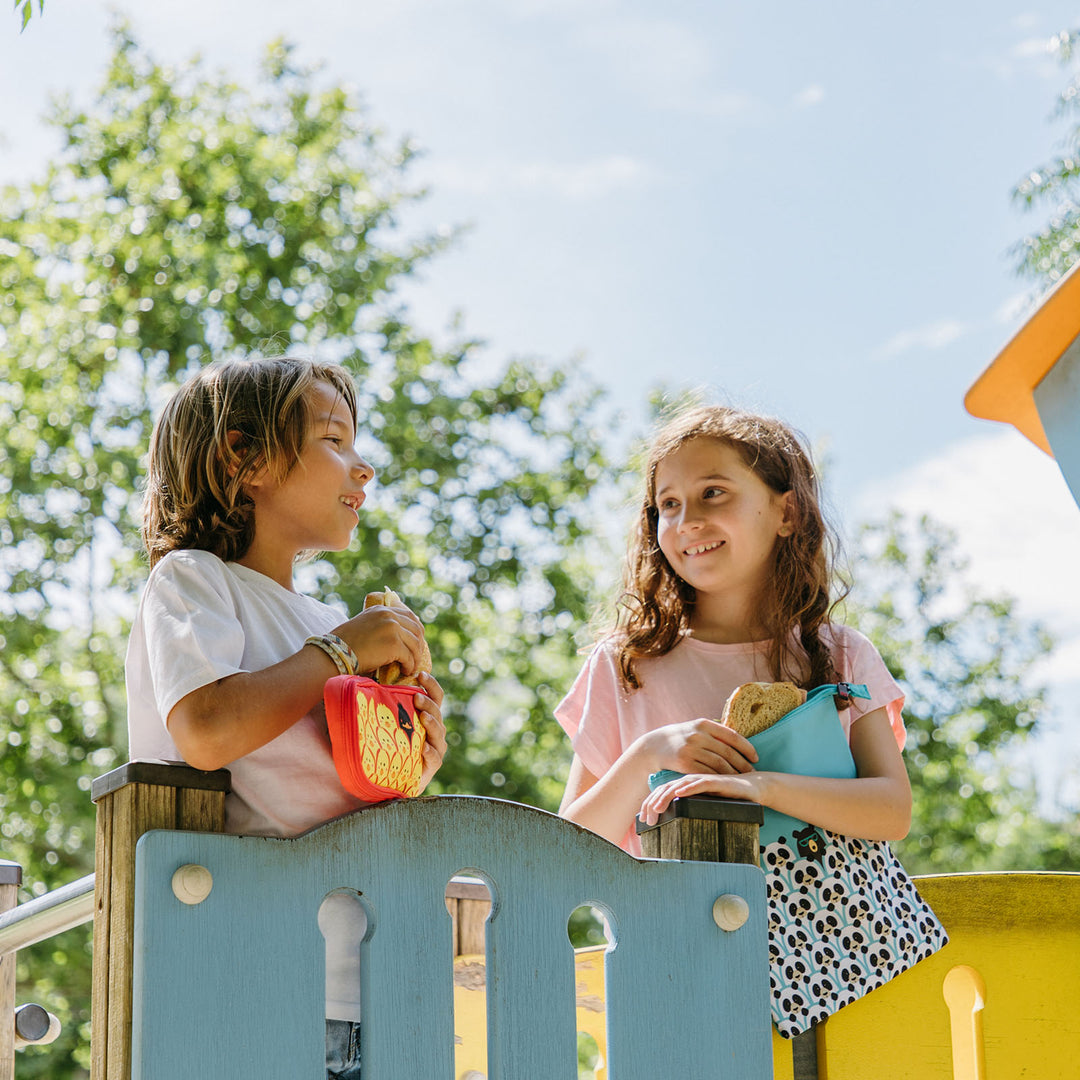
[226,558,300,596]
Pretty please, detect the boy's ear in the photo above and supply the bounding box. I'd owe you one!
[223,430,245,478]
[776,490,796,537]
[224,430,266,487]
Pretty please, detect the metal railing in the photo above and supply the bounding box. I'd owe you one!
[1,860,78,1073]
[0,874,95,955]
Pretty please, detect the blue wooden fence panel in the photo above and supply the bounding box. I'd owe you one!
[130,796,771,1079]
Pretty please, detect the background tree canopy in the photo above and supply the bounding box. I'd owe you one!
[2,23,1077,1080]
[1,26,609,1076]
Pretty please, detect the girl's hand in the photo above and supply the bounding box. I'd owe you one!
[414,670,448,792]
[642,718,758,777]
[638,771,768,827]
[333,600,427,679]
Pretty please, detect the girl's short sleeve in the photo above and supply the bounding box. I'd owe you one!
[554,642,629,781]
[830,625,906,751]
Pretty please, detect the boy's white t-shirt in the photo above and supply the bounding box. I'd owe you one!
[555,624,905,855]
[125,547,367,1021]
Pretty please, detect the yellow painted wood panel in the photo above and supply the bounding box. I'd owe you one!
[820,873,1080,1079]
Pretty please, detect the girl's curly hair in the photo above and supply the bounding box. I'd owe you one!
[611,404,846,693]
[142,357,358,568]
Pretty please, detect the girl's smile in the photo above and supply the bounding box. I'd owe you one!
[654,437,792,637]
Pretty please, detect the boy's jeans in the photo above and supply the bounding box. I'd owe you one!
[326,1019,362,1079]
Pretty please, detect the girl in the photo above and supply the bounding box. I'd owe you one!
[556,404,946,1036]
[126,356,447,1079]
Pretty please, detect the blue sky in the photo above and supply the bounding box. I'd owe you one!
[4,1,1080,804]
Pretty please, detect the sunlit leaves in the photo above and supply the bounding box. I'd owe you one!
[845,513,1080,874]
[1011,26,1080,283]
[1,24,610,1078]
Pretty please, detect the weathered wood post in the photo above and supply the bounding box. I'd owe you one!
[90,762,230,1080]
[637,794,822,1078]
[445,878,491,957]
[0,860,21,1080]
[636,792,762,865]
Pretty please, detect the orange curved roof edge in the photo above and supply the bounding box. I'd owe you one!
[964,259,1080,457]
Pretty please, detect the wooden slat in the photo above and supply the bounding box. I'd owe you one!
[91,764,230,1080]
[0,865,21,1080]
[90,792,114,1080]
[176,787,226,833]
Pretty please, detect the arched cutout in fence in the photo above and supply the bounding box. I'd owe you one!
[568,903,613,1080]
[447,871,494,1079]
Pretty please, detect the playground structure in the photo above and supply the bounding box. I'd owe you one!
[2,261,1080,1078]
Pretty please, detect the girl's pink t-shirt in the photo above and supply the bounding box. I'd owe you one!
[555,624,905,854]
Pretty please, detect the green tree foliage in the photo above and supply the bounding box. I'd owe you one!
[847,513,1080,874]
[1012,27,1080,282]
[0,26,607,1077]
[13,0,43,33]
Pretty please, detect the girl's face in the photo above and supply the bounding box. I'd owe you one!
[654,437,792,609]
[239,381,373,587]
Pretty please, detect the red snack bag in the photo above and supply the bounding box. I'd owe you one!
[324,675,426,802]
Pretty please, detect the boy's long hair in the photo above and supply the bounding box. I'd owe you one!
[142,357,358,568]
[612,405,845,693]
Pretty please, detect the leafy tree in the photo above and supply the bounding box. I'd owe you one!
[846,513,1080,874]
[1011,27,1080,282]
[0,26,607,1077]
[13,0,43,33]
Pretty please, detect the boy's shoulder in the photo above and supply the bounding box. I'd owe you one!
[150,547,229,581]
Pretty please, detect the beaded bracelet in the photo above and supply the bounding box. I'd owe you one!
[304,633,360,676]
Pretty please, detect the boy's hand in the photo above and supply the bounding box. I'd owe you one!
[641,718,758,777]
[413,670,447,792]
[333,600,428,680]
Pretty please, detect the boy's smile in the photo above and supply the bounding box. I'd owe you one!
[238,381,374,589]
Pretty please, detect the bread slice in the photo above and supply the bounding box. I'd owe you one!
[721,681,805,737]
[363,587,433,685]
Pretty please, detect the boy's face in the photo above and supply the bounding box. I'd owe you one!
[239,381,373,586]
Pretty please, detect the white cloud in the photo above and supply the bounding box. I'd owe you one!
[423,154,655,200]
[856,430,1080,810]
[874,318,970,359]
[793,83,825,108]
[994,289,1038,325]
[856,429,1080,623]
[1010,36,1056,61]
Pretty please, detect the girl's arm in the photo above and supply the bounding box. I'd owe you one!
[559,720,759,847]
[168,602,436,771]
[638,707,912,842]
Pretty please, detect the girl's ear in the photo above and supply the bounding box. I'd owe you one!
[776,490,797,538]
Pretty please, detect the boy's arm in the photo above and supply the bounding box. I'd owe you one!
[639,707,912,842]
[169,602,433,771]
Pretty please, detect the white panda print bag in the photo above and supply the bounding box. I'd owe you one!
[750,683,948,1036]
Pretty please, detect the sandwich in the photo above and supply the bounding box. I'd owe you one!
[721,681,806,738]
[363,587,432,686]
